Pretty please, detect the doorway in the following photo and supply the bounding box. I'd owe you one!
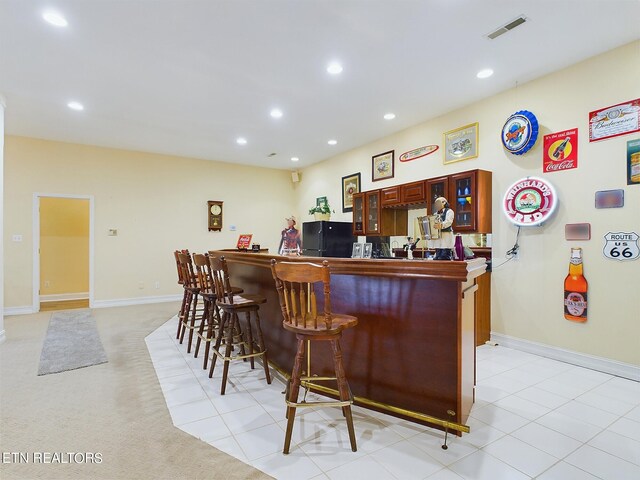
[33,194,94,312]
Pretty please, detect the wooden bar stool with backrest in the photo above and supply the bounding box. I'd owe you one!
[270,259,358,454]
[176,252,202,353]
[174,249,190,339]
[208,255,272,394]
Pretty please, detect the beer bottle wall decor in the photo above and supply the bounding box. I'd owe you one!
[564,247,588,322]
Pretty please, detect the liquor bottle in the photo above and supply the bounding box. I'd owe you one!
[564,248,588,322]
[552,137,571,159]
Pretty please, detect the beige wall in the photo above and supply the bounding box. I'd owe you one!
[39,197,90,296]
[295,41,640,365]
[4,138,297,306]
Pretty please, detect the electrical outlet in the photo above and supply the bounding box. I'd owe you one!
[154,281,160,289]
[44,280,50,288]
[12,234,23,242]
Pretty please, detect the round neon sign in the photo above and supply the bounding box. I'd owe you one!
[503,177,558,226]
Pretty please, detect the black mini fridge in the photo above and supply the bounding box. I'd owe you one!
[302,221,355,258]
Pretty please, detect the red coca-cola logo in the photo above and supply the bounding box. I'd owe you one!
[545,160,576,172]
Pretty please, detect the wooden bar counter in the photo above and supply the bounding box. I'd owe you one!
[212,250,487,433]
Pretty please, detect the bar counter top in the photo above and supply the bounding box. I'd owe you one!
[212,250,487,435]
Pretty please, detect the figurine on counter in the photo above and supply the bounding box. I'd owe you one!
[429,197,455,260]
[278,216,302,256]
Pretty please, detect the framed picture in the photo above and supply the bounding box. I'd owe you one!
[372,150,394,182]
[316,196,328,208]
[362,243,373,258]
[628,139,640,185]
[341,172,361,212]
[443,122,479,164]
[351,243,363,258]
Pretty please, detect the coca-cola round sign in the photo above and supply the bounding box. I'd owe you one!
[503,177,557,226]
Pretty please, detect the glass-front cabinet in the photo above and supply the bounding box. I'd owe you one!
[365,190,381,235]
[425,177,449,215]
[450,172,477,231]
[353,192,365,235]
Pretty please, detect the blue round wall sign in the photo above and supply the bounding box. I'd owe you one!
[501,110,539,155]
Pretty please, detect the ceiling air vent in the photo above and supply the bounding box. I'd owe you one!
[487,15,527,40]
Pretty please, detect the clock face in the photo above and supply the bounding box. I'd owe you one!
[210,204,222,215]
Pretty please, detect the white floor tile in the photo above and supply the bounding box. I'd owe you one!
[514,386,570,410]
[588,429,640,466]
[208,435,248,462]
[178,415,232,443]
[349,417,406,453]
[565,444,640,480]
[376,414,433,440]
[425,468,464,480]
[576,390,636,416]
[325,455,396,480]
[511,422,581,458]
[536,460,600,480]
[482,435,557,477]
[221,404,276,434]
[153,363,194,380]
[469,404,530,433]
[457,417,506,449]
[277,410,342,446]
[591,379,640,406]
[252,449,323,480]
[554,400,619,428]
[448,450,530,480]
[625,404,640,422]
[493,394,551,420]
[607,417,640,442]
[163,384,208,408]
[208,386,261,414]
[535,411,602,442]
[299,431,367,472]
[235,423,289,461]
[474,384,511,404]
[169,398,218,426]
[159,372,202,393]
[535,377,595,399]
[411,430,477,467]
[370,439,444,480]
[478,373,530,394]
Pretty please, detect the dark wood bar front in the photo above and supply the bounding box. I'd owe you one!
[212,250,487,433]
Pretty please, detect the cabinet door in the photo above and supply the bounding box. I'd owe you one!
[352,193,365,235]
[381,186,401,206]
[401,181,426,204]
[449,171,477,231]
[426,177,449,215]
[365,190,381,235]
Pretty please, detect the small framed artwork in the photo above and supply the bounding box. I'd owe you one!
[341,173,361,212]
[316,196,328,208]
[372,150,394,182]
[628,139,640,185]
[351,243,363,258]
[595,189,624,209]
[443,122,479,164]
[362,243,373,258]
[565,223,591,241]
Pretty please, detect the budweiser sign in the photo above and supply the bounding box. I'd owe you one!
[503,177,558,226]
[543,129,578,173]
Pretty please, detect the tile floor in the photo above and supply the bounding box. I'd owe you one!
[145,317,640,480]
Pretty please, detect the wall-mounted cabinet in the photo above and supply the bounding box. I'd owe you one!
[352,169,492,235]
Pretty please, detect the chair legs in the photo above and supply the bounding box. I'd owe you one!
[284,338,306,454]
[331,339,357,452]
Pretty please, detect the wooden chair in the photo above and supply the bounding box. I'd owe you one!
[191,253,222,370]
[207,255,271,395]
[176,252,203,353]
[174,249,190,339]
[270,259,358,454]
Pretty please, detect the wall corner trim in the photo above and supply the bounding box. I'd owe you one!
[490,332,640,381]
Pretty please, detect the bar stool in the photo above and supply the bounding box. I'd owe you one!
[174,249,190,339]
[176,252,202,353]
[208,255,272,395]
[270,259,358,454]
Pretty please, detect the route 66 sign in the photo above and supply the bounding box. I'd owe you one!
[603,232,639,261]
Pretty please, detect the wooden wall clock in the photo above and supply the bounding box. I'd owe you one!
[208,201,223,231]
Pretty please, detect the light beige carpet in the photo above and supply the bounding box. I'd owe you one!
[0,302,271,480]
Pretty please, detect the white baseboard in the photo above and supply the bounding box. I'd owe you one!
[0,330,5,344]
[491,332,640,381]
[40,292,89,302]
[92,294,182,309]
[3,306,37,316]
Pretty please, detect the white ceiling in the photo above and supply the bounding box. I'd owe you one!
[1,0,639,169]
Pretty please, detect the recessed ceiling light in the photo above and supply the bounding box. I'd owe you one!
[291,157,299,162]
[270,108,283,119]
[236,137,247,145]
[327,62,343,75]
[476,68,494,79]
[327,139,337,146]
[67,101,84,111]
[42,11,68,27]
[383,113,396,120]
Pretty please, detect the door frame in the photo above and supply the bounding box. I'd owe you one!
[32,193,95,312]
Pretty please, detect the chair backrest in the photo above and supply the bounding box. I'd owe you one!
[192,253,215,293]
[207,254,235,304]
[176,252,196,289]
[174,249,189,284]
[270,259,332,330]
